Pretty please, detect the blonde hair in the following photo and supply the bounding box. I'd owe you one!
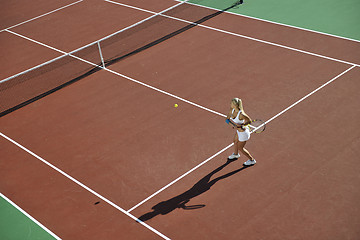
[231,98,244,112]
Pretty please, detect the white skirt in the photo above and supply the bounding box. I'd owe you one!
[237,128,250,142]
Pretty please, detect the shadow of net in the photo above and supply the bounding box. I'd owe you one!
[0,1,241,117]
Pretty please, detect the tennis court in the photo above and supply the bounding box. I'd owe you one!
[1,0,359,239]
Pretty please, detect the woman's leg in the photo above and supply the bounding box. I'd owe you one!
[228,132,240,159]
[237,141,254,160]
[233,132,239,154]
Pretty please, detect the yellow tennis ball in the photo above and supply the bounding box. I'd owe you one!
[174,104,178,108]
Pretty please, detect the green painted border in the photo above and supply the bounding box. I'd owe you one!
[0,195,56,240]
[188,0,360,41]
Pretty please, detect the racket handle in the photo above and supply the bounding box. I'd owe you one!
[225,119,230,124]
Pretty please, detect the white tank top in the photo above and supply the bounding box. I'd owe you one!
[231,109,245,125]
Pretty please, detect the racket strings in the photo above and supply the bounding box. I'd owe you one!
[248,119,265,133]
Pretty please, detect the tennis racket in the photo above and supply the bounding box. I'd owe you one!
[226,118,266,133]
[247,119,266,133]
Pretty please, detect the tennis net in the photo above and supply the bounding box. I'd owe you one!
[0,0,239,117]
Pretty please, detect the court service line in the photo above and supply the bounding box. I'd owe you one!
[174,0,360,43]
[0,192,61,240]
[0,132,171,240]
[0,0,84,33]
[104,0,359,67]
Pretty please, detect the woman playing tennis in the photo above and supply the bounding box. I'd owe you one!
[226,98,256,166]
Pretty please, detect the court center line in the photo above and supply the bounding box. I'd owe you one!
[0,193,61,240]
[0,132,171,240]
[173,0,360,43]
[0,0,84,33]
[104,0,360,67]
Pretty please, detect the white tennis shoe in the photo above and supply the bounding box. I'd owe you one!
[228,153,240,160]
[244,159,256,166]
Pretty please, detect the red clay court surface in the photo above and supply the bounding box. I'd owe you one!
[1,0,360,239]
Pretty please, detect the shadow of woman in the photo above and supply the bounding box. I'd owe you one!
[137,159,251,222]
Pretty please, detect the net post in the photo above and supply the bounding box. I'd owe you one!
[97,41,106,68]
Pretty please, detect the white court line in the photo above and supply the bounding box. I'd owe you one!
[193,23,360,67]
[104,0,155,14]
[128,143,234,213]
[0,192,61,240]
[5,29,68,54]
[174,0,360,43]
[159,14,359,67]
[264,65,356,126]
[0,0,84,33]
[104,0,360,67]
[0,132,170,240]
[106,68,226,117]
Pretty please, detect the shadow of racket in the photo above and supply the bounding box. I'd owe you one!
[178,199,206,210]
